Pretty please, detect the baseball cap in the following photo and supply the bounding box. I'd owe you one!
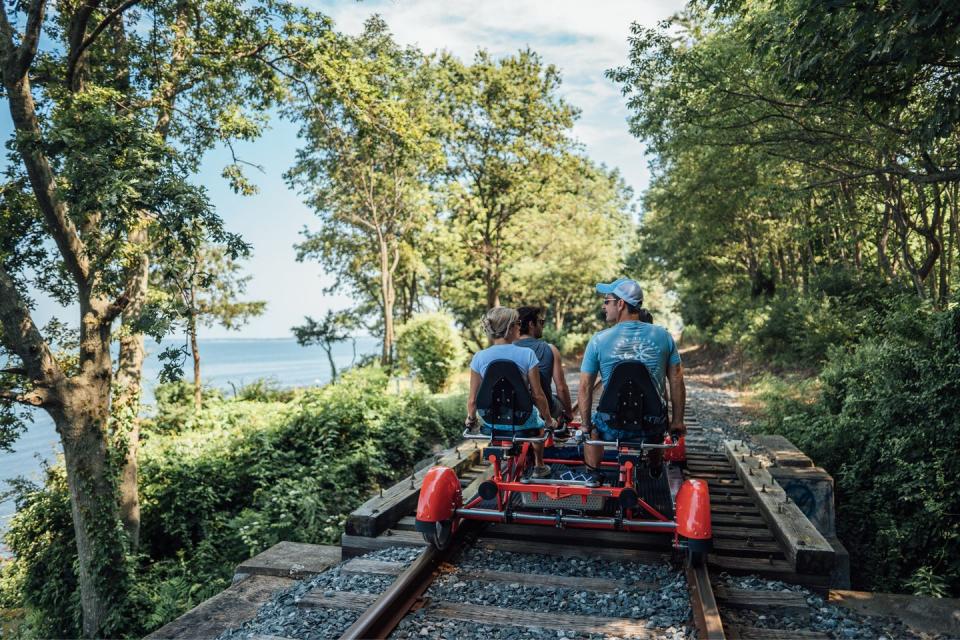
[596,278,644,307]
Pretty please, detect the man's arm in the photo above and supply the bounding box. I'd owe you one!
[578,370,597,429]
[529,366,556,428]
[550,344,573,417]
[667,363,686,436]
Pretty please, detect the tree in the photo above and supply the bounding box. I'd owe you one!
[607,1,960,346]
[506,156,634,333]
[286,17,443,365]
[292,310,359,383]
[0,1,331,634]
[161,244,266,411]
[435,49,579,321]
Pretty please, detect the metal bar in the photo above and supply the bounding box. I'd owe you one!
[462,428,547,444]
[454,508,677,531]
[687,562,726,640]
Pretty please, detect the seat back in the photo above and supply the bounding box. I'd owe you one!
[475,359,533,427]
[596,361,667,433]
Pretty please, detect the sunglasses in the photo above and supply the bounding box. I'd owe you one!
[602,297,619,306]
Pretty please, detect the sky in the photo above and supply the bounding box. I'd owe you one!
[16,0,686,339]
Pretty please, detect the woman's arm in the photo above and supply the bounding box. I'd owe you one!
[528,366,556,428]
[466,370,482,428]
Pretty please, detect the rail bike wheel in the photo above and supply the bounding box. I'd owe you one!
[421,519,453,549]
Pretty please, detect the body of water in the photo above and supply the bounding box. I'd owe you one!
[0,336,378,540]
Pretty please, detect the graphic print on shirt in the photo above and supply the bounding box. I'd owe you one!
[610,335,667,402]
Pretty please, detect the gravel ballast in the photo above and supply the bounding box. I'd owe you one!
[717,574,933,640]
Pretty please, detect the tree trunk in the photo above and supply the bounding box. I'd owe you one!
[62,312,129,638]
[113,227,148,551]
[324,344,338,383]
[378,235,395,365]
[190,306,201,412]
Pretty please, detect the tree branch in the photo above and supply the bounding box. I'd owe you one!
[14,0,46,79]
[67,0,142,88]
[0,264,62,385]
[0,388,47,407]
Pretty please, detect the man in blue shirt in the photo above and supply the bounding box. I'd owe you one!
[578,278,686,482]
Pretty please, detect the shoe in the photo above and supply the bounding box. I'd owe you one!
[531,464,552,479]
[585,469,604,488]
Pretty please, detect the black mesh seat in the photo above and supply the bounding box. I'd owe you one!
[596,361,667,440]
[476,359,535,433]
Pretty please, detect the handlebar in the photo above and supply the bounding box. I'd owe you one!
[462,427,554,444]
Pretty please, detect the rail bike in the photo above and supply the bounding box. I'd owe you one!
[415,360,713,565]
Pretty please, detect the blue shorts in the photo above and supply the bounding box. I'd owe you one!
[593,412,665,443]
[480,406,544,439]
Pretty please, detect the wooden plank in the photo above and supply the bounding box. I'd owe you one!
[234,541,340,580]
[731,625,827,639]
[341,558,406,576]
[724,440,834,576]
[709,504,763,515]
[146,575,293,639]
[757,435,814,467]
[345,439,484,537]
[341,530,426,558]
[300,590,375,610]
[714,586,809,611]
[712,526,775,540]
[453,568,646,593]
[341,558,645,592]
[708,555,831,590]
[711,538,782,556]
[710,513,769,527]
[427,600,664,638]
[477,537,671,564]
[302,591,667,638]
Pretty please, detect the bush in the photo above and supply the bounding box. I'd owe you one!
[1,365,468,638]
[752,303,960,596]
[396,313,465,393]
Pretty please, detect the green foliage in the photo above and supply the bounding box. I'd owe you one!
[396,313,466,392]
[0,469,81,638]
[2,367,466,637]
[752,304,960,596]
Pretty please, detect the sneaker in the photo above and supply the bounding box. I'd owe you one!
[531,464,552,479]
[585,470,604,488]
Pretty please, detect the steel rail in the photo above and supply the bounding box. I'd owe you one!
[686,562,726,640]
[339,522,477,640]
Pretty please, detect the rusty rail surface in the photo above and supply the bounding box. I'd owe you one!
[687,562,726,640]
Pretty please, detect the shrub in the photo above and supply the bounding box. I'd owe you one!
[1,365,468,637]
[752,303,960,596]
[396,313,465,393]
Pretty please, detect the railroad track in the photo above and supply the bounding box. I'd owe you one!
[328,519,723,640]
